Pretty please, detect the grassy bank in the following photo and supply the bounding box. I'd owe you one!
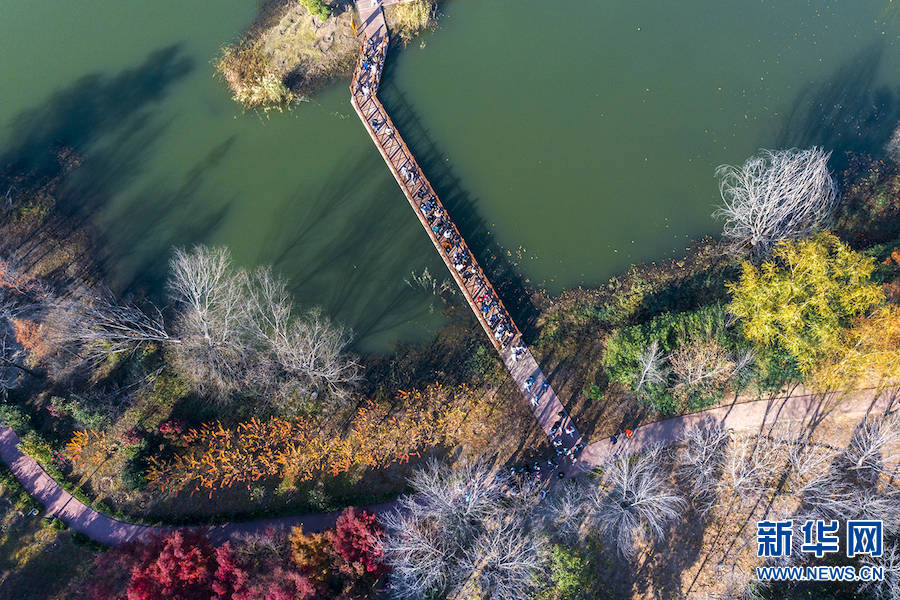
[0,464,98,599]
[215,0,359,109]
[215,0,441,110]
[384,0,438,43]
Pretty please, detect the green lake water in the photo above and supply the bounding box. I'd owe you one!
[2,0,899,352]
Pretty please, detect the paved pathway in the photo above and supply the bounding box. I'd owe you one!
[0,426,399,546]
[575,387,897,473]
[1,388,894,545]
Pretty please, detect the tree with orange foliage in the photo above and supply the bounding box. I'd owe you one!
[142,383,498,496]
[11,318,47,361]
[287,508,388,599]
[63,429,116,468]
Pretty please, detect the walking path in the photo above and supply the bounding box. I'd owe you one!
[1,388,894,545]
[1,3,896,550]
[349,1,584,463]
[576,387,897,473]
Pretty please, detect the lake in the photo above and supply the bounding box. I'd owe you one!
[2,0,898,351]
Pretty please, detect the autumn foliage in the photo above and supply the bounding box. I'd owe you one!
[331,508,388,578]
[79,510,387,600]
[287,508,388,598]
[815,305,900,389]
[79,530,249,600]
[129,383,494,495]
[64,429,115,468]
[11,318,48,360]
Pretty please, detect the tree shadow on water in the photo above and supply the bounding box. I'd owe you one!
[97,136,238,296]
[255,151,446,350]
[776,42,900,172]
[0,45,197,286]
[376,78,542,339]
[1,45,193,181]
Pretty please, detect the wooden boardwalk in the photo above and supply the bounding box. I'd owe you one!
[350,3,584,468]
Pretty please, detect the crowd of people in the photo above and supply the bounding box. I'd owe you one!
[356,30,386,94]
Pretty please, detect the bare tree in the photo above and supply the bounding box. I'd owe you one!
[458,519,545,600]
[634,340,668,399]
[168,246,250,398]
[714,147,839,255]
[860,542,900,600]
[543,480,588,542]
[168,246,359,408]
[799,414,900,531]
[725,433,780,502]
[678,417,731,516]
[669,336,736,399]
[841,412,900,484]
[51,292,172,363]
[707,568,767,600]
[382,459,544,600]
[586,445,685,557]
[784,432,831,486]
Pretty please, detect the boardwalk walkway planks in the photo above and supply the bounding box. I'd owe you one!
[350,2,584,466]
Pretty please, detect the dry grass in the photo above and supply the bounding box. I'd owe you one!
[215,0,359,108]
[385,0,437,43]
[0,485,95,599]
[215,43,296,110]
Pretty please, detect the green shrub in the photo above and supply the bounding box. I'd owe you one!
[71,531,107,551]
[0,403,32,434]
[0,464,41,512]
[537,544,595,600]
[465,345,495,381]
[583,384,604,402]
[48,396,110,430]
[300,0,331,20]
[594,269,654,326]
[18,431,56,468]
[751,346,802,393]
[602,305,744,414]
[307,486,333,512]
[121,457,147,491]
[122,440,147,460]
[146,372,191,408]
[603,304,734,386]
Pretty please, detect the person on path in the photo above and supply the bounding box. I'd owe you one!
[625,428,634,438]
[610,433,619,445]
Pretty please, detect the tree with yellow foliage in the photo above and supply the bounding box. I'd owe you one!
[727,233,884,374]
[815,305,900,389]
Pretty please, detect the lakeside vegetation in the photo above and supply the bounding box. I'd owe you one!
[1,15,900,592]
[215,0,357,110]
[384,0,438,43]
[214,0,439,110]
[2,139,898,596]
